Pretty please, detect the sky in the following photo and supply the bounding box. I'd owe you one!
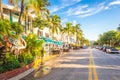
[47,0,120,41]
[2,0,120,41]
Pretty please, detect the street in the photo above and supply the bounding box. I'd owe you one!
[21,48,120,80]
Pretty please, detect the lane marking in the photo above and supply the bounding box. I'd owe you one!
[91,50,98,80]
[88,49,99,80]
[88,53,92,80]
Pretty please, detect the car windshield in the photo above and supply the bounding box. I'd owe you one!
[111,48,118,51]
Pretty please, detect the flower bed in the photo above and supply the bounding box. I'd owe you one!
[0,62,34,80]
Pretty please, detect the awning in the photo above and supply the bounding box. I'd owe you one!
[39,36,54,43]
[38,36,63,45]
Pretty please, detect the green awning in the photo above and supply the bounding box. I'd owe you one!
[39,36,54,43]
[38,36,63,45]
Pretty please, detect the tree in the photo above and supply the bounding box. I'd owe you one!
[97,30,118,47]
[49,14,62,38]
[62,22,74,44]
[0,19,11,37]
[33,17,49,30]
[117,24,120,32]
[0,0,3,19]
[93,41,98,45]
[29,0,50,18]
[18,0,24,23]
[73,24,83,45]
[11,22,24,35]
[25,0,50,33]
[83,39,90,46]
[22,1,30,33]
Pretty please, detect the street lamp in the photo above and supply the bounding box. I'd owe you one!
[41,48,44,66]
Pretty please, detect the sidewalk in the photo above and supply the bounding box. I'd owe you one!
[7,51,68,80]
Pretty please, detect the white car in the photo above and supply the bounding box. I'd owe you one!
[106,48,119,53]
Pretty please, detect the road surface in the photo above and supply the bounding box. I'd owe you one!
[21,48,120,80]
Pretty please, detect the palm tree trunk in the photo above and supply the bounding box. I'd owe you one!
[18,0,24,23]
[0,0,3,19]
[30,17,33,33]
[67,32,69,44]
[24,15,27,33]
[28,16,29,30]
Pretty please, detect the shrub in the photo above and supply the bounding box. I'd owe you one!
[0,52,20,73]
[18,52,34,65]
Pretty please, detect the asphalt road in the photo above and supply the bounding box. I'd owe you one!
[21,48,120,80]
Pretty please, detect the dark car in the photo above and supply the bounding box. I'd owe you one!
[106,47,119,54]
[98,46,104,50]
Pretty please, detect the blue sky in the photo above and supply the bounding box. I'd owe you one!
[47,0,120,40]
[3,0,120,41]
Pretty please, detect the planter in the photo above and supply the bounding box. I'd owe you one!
[0,62,34,80]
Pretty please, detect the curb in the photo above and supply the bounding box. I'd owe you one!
[7,51,69,80]
[8,68,34,80]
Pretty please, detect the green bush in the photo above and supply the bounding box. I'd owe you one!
[0,53,20,72]
[18,52,34,65]
[25,33,44,57]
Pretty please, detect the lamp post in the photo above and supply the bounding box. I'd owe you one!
[41,48,44,65]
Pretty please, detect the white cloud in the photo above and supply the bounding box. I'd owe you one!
[50,6,58,13]
[109,0,120,6]
[67,5,89,16]
[104,6,109,10]
[65,3,107,18]
[49,0,81,14]
[79,3,105,17]
[73,20,77,26]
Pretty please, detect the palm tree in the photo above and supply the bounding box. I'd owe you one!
[11,22,24,35]
[49,14,62,39]
[18,0,24,23]
[73,24,83,44]
[8,0,25,23]
[0,0,3,19]
[24,0,50,33]
[29,0,50,18]
[33,17,49,30]
[22,1,30,33]
[62,22,74,44]
[0,19,11,37]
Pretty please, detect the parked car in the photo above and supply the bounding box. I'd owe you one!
[102,46,110,52]
[98,46,104,50]
[106,47,119,54]
[62,44,69,52]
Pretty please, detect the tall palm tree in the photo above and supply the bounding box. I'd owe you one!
[0,0,3,19]
[49,14,62,39]
[62,22,74,44]
[73,24,82,44]
[18,0,24,23]
[22,1,30,33]
[29,0,50,18]
[26,0,50,33]
[8,0,25,23]
[33,17,49,30]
